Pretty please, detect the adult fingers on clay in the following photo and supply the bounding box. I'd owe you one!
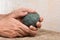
[13,19,37,36]
[14,20,32,34]
[14,28,28,37]
[29,25,37,31]
[28,26,38,36]
[36,22,41,28]
[10,18,29,36]
[39,17,43,22]
[7,18,28,37]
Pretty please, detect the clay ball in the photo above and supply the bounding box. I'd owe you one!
[22,12,40,28]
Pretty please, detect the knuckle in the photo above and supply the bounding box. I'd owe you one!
[30,31,37,36]
[18,34,23,37]
[25,29,31,33]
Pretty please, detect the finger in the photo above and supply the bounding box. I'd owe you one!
[15,28,28,36]
[9,18,28,36]
[4,30,21,38]
[36,22,41,28]
[15,31,23,37]
[11,18,32,35]
[9,29,23,37]
[18,22,31,34]
[18,22,37,36]
[13,19,31,34]
[19,7,36,12]
[8,12,28,18]
[39,17,43,22]
[29,30,37,36]
[29,25,37,31]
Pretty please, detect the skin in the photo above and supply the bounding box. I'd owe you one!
[0,8,43,38]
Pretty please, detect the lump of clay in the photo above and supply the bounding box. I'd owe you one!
[22,12,40,28]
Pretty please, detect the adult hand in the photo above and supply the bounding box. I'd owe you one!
[0,8,43,38]
[8,8,43,36]
[9,8,43,29]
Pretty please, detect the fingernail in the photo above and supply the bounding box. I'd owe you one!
[36,22,40,26]
[30,25,37,31]
[40,17,43,22]
[24,12,28,15]
[36,22,41,28]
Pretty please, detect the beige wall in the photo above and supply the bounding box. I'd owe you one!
[0,0,60,32]
[48,0,60,32]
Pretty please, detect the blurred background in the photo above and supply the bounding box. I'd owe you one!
[0,0,60,32]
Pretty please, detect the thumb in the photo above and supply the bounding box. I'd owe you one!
[8,12,28,18]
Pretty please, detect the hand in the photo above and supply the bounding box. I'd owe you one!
[0,17,26,38]
[0,8,43,38]
[9,8,43,28]
[0,17,38,38]
[8,8,43,36]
